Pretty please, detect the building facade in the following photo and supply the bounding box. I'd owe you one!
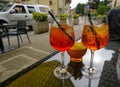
[111,0,120,8]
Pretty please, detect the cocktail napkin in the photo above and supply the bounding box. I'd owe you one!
[116,53,120,80]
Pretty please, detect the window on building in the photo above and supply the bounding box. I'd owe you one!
[49,1,52,5]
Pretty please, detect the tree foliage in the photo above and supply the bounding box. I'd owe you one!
[89,0,100,9]
[97,4,110,15]
[89,0,110,9]
[75,3,85,15]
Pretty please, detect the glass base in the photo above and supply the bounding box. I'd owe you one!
[81,66,101,78]
[54,66,73,79]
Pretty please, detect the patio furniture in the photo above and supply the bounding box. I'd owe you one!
[6,21,31,48]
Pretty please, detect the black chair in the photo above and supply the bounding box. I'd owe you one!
[7,21,31,48]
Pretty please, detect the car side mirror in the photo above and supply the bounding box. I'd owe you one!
[10,9,16,14]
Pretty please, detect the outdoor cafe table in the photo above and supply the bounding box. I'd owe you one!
[46,48,114,87]
[0,45,115,87]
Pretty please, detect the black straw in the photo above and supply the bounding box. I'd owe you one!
[88,12,93,25]
[87,12,100,49]
[48,11,74,41]
[48,11,61,26]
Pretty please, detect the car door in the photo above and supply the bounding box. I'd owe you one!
[8,5,29,24]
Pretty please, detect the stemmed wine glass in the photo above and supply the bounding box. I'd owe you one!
[81,16,109,78]
[50,23,75,79]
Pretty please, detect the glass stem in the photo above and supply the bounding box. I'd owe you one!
[88,78,91,87]
[62,79,65,87]
[61,52,65,68]
[89,50,95,72]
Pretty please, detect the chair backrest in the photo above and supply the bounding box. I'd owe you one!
[17,21,27,33]
[17,20,26,28]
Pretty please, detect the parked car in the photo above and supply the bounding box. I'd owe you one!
[0,4,52,29]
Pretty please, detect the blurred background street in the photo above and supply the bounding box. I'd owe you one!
[2,18,85,54]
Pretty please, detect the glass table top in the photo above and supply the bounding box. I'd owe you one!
[46,47,115,87]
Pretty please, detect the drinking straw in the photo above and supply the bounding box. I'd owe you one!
[88,12,96,35]
[48,11,74,41]
[87,12,100,49]
[48,11,61,27]
[88,12,93,25]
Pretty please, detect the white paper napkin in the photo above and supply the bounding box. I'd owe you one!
[116,53,120,80]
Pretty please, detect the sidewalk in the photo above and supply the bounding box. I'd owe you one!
[0,18,85,84]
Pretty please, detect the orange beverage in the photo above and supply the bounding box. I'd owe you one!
[67,42,87,62]
[81,24,109,51]
[50,24,75,51]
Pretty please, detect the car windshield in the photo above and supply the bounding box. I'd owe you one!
[0,4,13,12]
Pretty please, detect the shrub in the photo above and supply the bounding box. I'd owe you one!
[96,15,106,19]
[90,12,97,17]
[32,12,48,22]
[60,14,69,20]
[73,14,79,19]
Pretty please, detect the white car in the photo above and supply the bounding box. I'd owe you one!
[0,4,53,29]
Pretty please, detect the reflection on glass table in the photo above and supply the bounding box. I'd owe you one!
[46,47,114,87]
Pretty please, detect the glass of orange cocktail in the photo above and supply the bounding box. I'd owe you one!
[81,23,109,78]
[50,24,75,79]
[67,41,87,62]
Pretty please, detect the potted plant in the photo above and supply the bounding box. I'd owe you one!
[73,14,79,25]
[32,12,49,34]
[59,13,69,24]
